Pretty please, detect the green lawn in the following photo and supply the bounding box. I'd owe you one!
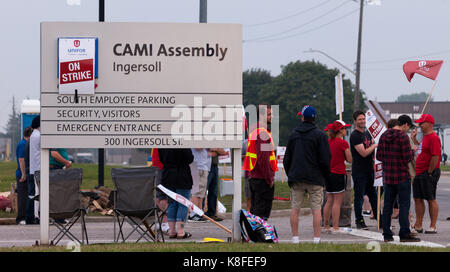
[0,242,448,252]
[0,161,295,218]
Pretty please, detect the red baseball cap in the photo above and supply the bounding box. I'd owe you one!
[415,114,435,124]
[324,120,350,132]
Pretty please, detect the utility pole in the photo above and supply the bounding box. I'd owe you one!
[98,0,105,187]
[199,0,207,23]
[354,0,364,111]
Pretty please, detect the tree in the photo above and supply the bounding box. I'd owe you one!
[243,60,366,146]
[243,68,272,107]
[396,92,431,102]
[4,97,20,160]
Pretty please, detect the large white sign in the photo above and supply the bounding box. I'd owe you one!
[41,22,243,148]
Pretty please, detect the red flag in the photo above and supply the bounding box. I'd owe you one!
[403,60,443,82]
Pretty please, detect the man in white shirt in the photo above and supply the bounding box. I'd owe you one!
[29,115,41,222]
[188,148,211,222]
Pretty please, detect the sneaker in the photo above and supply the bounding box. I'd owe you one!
[27,218,39,225]
[161,223,170,233]
[400,234,421,242]
[188,215,206,223]
[362,210,371,217]
[17,220,26,225]
[155,223,170,233]
[292,236,299,244]
[356,220,369,230]
[208,215,224,222]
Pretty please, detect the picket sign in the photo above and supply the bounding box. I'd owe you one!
[157,184,232,234]
[365,109,386,187]
[365,109,387,231]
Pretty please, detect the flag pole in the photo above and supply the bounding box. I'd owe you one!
[338,72,343,120]
[421,79,438,115]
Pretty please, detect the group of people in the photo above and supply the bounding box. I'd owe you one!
[151,147,228,239]
[15,115,72,225]
[14,108,442,245]
[244,104,441,244]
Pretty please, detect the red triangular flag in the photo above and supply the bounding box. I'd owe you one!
[403,60,443,82]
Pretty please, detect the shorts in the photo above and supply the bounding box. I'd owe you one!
[290,182,324,211]
[325,173,347,194]
[413,169,440,201]
[192,169,208,198]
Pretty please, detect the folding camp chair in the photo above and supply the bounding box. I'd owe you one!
[111,167,166,243]
[35,168,88,245]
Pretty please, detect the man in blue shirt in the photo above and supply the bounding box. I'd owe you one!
[16,127,33,225]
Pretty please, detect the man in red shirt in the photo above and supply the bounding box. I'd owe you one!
[411,114,441,234]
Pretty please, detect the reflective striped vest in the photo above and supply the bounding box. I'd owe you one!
[242,127,278,172]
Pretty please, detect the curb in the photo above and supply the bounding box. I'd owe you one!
[0,209,310,225]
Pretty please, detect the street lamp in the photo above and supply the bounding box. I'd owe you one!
[304,48,356,76]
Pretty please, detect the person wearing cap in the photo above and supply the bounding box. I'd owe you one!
[376,115,419,242]
[284,105,331,244]
[242,103,278,221]
[411,114,441,234]
[28,115,41,223]
[349,110,380,230]
[322,120,352,234]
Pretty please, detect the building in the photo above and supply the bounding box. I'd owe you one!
[379,101,450,160]
[378,101,450,126]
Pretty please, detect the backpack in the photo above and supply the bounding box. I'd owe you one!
[239,209,278,243]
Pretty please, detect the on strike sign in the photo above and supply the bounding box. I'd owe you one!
[58,38,97,95]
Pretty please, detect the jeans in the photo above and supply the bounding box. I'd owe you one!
[249,178,274,220]
[205,163,219,216]
[26,174,36,224]
[352,171,378,222]
[16,177,28,224]
[167,189,191,222]
[382,180,411,238]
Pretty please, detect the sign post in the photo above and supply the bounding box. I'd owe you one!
[41,22,243,244]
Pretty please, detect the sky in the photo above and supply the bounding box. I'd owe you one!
[1,0,450,133]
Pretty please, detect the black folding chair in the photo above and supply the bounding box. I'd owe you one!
[35,168,88,245]
[111,167,165,243]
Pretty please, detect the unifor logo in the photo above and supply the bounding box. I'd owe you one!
[418,61,429,71]
[74,40,80,47]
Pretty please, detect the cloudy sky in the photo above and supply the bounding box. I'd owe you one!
[1,0,450,133]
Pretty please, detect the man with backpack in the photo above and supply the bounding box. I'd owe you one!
[284,105,331,244]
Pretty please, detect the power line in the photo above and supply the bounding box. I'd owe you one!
[244,0,333,27]
[244,8,359,43]
[245,0,352,42]
[363,49,450,64]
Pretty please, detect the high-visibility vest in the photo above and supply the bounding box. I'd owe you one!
[242,127,278,172]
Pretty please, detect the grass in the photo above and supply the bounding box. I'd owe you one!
[0,161,123,192]
[0,242,449,252]
[0,161,295,218]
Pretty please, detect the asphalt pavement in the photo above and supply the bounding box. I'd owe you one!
[0,173,448,249]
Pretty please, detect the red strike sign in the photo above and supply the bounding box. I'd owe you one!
[59,59,93,84]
